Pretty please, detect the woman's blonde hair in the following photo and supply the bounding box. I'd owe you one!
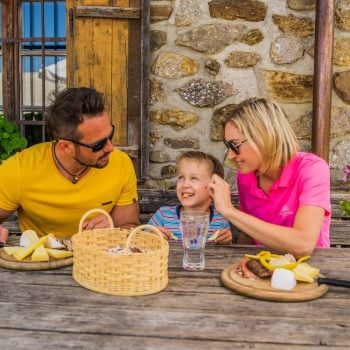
[224,98,299,174]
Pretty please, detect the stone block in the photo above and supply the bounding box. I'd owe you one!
[175,23,247,54]
[209,0,267,22]
[151,109,199,130]
[272,14,314,37]
[177,79,236,107]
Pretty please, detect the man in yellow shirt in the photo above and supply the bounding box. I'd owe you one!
[0,87,139,241]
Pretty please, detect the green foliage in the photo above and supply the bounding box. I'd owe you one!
[340,165,350,218]
[340,199,350,217]
[0,115,28,164]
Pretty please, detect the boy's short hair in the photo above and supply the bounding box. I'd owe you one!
[176,151,225,179]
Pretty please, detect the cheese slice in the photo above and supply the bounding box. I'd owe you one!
[14,236,48,261]
[20,230,39,247]
[45,233,66,249]
[31,245,50,262]
[46,248,73,259]
[208,230,219,241]
[269,256,292,268]
[3,246,23,256]
[293,263,320,283]
[169,232,178,241]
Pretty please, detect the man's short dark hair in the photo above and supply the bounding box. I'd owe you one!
[45,87,106,140]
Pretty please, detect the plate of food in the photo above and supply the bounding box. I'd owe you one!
[0,230,73,270]
[221,251,329,302]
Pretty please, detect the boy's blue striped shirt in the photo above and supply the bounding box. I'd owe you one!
[148,205,230,240]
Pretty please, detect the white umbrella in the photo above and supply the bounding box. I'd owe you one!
[38,59,66,82]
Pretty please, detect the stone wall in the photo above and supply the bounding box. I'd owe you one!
[147,0,350,191]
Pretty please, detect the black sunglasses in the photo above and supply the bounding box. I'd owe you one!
[60,125,115,152]
[223,139,247,155]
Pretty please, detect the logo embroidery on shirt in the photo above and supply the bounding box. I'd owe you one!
[279,205,293,217]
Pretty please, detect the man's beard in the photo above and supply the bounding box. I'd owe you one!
[73,152,110,169]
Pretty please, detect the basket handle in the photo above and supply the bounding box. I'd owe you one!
[125,224,167,250]
[78,208,114,233]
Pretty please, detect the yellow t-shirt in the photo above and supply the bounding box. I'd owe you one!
[0,142,138,238]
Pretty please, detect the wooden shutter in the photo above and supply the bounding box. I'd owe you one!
[66,0,149,178]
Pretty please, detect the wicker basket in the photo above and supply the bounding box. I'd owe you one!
[72,208,169,296]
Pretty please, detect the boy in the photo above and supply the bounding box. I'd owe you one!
[148,151,232,244]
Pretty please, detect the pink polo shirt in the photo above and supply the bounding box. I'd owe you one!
[237,152,331,247]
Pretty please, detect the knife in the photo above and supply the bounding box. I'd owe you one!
[318,277,350,288]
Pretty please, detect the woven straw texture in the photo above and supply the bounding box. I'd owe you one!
[72,209,169,296]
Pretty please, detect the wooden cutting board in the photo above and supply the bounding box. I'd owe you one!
[221,263,328,302]
[0,248,73,271]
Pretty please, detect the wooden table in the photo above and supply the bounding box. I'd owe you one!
[0,244,349,349]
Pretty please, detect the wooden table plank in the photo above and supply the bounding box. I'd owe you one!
[0,245,349,349]
[1,279,350,318]
[3,330,350,350]
[0,302,349,346]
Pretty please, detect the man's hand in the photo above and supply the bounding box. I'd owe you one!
[0,208,14,245]
[82,214,112,230]
[0,225,9,245]
[110,202,140,229]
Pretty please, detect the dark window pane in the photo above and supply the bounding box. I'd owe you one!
[23,122,45,146]
[23,111,43,122]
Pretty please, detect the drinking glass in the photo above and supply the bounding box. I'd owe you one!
[180,211,209,271]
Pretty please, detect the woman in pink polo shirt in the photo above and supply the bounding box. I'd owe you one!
[208,98,331,257]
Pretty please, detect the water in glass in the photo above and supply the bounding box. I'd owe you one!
[180,211,209,271]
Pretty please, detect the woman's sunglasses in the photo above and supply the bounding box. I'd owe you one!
[60,125,115,153]
[223,139,247,155]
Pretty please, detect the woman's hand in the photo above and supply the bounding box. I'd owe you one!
[208,174,235,217]
[213,228,233,245]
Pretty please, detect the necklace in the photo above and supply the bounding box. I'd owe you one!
[52,143,88,184]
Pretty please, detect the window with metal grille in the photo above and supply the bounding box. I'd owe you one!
[1,0,149,178]
[0,0,66,146]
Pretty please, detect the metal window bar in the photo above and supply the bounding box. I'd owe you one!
[0,0,66,144]
[20,0,66,144]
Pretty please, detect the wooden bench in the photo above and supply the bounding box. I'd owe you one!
[138,189,350,248]
[3,189,350,247]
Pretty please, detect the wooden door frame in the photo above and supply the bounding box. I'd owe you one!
[312,0,334,163]
[66,0,150,179]
[140,0,150,179]
[1,0,20,121]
